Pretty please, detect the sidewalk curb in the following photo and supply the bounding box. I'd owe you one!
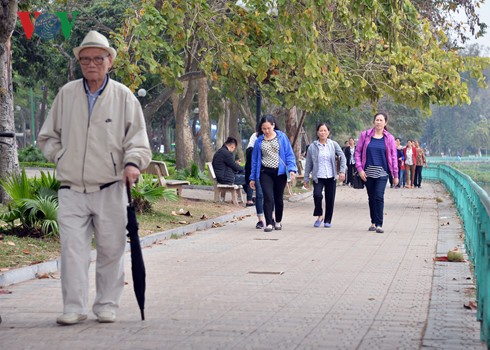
[0,192,310,288]
[0,206,253,288]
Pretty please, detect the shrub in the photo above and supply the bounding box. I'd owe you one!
[18,146,48,163]
[131,174,178,213]
[0,169,59,237]
[175,162,212,186]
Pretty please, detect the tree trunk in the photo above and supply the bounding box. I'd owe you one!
[216,98,229,149]
[0,0,20,203]
[197,77,214,164]
[161,113,172,154]
[229,102,243,162]
[286,106,301,160]
[172,79,196,170]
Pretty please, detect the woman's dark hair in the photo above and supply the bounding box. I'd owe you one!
[373,112,388,131]
[316,123,330,132]
[316,123,330,140]
[256,114,280,135]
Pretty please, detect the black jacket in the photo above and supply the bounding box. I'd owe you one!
[212,145,244,184]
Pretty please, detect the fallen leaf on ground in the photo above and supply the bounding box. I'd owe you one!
[6,241,15,246]
[200,214,208,220]
[0,289,12,294]
[212,222,224,228]
[440,222,450,226]
[178,220,188,224]
[0,268,10,272]
[171,211,177,216]
[22,250,31,255]
[433,256,449,261]
[464,301,477,310]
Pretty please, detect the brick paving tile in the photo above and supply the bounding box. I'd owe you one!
[0,182,485,349]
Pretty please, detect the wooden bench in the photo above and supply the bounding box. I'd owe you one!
[142,160,189,196]
[205,162,244,205]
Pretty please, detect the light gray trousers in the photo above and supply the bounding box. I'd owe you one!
[57,181,127,316]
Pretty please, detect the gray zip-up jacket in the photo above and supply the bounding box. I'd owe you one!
[304,139,346,183]
[38,78,151,193]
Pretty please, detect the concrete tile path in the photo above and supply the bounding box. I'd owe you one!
[0,182,485,349]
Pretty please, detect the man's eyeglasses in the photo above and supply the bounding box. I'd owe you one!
[79,54,110,65]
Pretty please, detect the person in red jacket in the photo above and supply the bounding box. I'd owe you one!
[403,140,417,188]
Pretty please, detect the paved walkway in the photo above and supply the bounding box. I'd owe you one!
[0,182,485,349]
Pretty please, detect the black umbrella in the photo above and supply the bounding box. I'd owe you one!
[126,179,146,320]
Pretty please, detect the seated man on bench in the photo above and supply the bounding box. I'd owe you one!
[212,137,245,186]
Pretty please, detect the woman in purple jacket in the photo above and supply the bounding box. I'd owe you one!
[354,112,398,233]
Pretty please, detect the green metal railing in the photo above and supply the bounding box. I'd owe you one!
[425,164,490,344]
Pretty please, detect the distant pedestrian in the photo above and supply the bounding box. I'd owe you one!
[38,30,152,325]
[303,123,346,228]
[395,137,406,188]
[403,140,417,188]
[413,140,427,188]
[250,115,297,232]
[345,138,356,187]
[354,112,398,233]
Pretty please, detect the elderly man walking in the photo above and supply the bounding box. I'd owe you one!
[38,31,151,325]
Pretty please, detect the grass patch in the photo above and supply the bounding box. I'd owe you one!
[452,163,490,183]
[0,235,60,270]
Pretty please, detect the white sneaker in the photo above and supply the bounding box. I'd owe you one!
[96,311,116,323]
[274,222,282,230]
[56,313,87,325]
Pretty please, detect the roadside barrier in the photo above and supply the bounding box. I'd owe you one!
[425,164,490,345]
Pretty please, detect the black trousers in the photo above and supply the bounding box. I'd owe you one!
[312,177,337,224]
[260,167,288,226]
[346,163,355,185]
[414,165,423,187]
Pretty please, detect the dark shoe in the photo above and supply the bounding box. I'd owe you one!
[264,225,274,232]
[368,226,376,232]
[376,227,384,233]
[246,202,255,207]
[56,313,87,325]
[274,222,282,230]
[255,221,264,229]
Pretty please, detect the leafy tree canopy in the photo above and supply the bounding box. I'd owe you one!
[112,0,490,114]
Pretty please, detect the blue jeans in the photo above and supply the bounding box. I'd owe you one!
[399,169,406,187]
[365,176,388,227]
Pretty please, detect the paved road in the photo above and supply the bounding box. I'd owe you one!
[0,182,484,349]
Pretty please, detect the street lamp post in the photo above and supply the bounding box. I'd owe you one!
[255,88,261,126]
